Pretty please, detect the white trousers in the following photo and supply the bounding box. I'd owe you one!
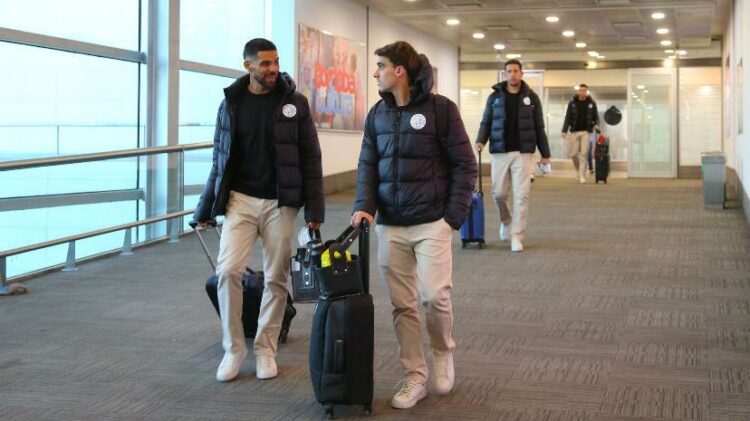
[376,219,456,383]
[215,191,297,357]
[490,152,533,241]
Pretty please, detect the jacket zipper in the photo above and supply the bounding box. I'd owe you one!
[393,110,402,212]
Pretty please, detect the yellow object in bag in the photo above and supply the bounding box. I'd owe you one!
[320,248,352,268]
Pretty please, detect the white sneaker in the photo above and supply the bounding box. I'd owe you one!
[391,375,427,409]
[256,355,278,379]
[499,223,509,242]
[431,353,455,395]
[579,176,586,184]
[511,237,524,252]
[216,348,246,382]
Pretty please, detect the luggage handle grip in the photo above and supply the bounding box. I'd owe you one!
[190,219,221,271]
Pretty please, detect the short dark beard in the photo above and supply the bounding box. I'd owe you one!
[254,72,277,89]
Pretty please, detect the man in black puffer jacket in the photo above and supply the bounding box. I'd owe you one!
[561,83,599,183]
[193,38,324,383]
[351,41,477,410]
[475,59,550,253]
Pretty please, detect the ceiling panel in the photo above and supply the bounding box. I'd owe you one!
[350,0,728,62]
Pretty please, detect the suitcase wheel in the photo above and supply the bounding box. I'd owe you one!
[461,240,467,248]
[479,240,485,249]
[364,402,372,416]
[324,403,335,419]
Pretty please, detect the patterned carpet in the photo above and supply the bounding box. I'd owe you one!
[1,177,748,420]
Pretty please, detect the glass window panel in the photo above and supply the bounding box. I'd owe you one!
[0,43,140,160]
[180,0,265,69]
[1,201,138,278]
[0,0,139,50]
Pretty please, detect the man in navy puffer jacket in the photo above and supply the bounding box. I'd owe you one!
[475,59,550,252]
[351,41,476,410]
[194,38,324,383]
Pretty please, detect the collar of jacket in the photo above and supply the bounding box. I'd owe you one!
[491,79,531,96]
[223,72,297,105]
[570,94,592,104]
[379,53,435,108]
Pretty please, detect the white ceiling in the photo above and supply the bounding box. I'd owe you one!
[351,0,730,63]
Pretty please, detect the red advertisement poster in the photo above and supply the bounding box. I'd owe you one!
[298,24,366,131]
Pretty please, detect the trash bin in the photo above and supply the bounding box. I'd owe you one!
[701,151,726,207]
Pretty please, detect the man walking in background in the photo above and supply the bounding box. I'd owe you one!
[561,83,599,183]
[475,59,551,252]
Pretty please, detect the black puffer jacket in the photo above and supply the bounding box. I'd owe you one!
[193,72,324,223]
[475,80,550,158]
[562,95,599,133]
[353,55,477,229]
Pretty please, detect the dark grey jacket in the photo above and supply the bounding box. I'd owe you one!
[475,80,551,158]
[562,95,599,133]
[353,54,477,230]
[193,72,324,223]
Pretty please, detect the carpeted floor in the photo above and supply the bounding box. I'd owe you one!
[1,177,748,420]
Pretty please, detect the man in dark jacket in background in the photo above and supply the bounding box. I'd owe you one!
[475,59,551,252]
[562,83,599,183]
[351,41,476,409]
[194,38,324,383]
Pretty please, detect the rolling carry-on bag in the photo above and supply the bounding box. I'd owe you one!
[190,220,296,344]
[309,220,373,419]
[594,134,610,184]
[459,151,485,248]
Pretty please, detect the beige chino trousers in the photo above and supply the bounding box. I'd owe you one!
[376,219,456,383]
[215,191,297,358]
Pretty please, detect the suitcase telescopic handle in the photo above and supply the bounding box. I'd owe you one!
[359,219,370,294]
[477,151,483,195]
[190,219,221,271]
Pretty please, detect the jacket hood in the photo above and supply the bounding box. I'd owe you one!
[380,54,434,107]
[491,80,531,94]
[224,71,296,103]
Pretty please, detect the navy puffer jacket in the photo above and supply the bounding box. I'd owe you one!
[353,55,477,229]
[193,72,324,223]
[475,80,551,158]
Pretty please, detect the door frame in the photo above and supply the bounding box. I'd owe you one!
[627,67,678,178]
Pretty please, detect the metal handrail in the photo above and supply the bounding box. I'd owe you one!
[0,142,213,171]
[0,209,194,259]
[0,142,216,286]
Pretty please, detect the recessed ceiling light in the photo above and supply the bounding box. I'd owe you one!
[562,30,575,37]
[506,53,522,59]
[576,42,587,48]
[546,16,559,23]
[678,49,687,55]
[596,55,606,59]
[473,32,485,39]
[574,85,580,90]
[643,90,649,93]
[660,40,672,46]
[652,12,665,20]
[664,49,674,54]
[446,18,460,26]
[494,43,506,50]
[587,51,599,57]
[637,84,645,89]
[656,28,669,35]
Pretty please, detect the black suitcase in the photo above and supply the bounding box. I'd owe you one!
[309,221,373,419]
[190,221,296,343]
[594,140,610,184]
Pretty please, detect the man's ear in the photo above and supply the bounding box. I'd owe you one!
[395,65,405,79]
[243,59,253,72]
